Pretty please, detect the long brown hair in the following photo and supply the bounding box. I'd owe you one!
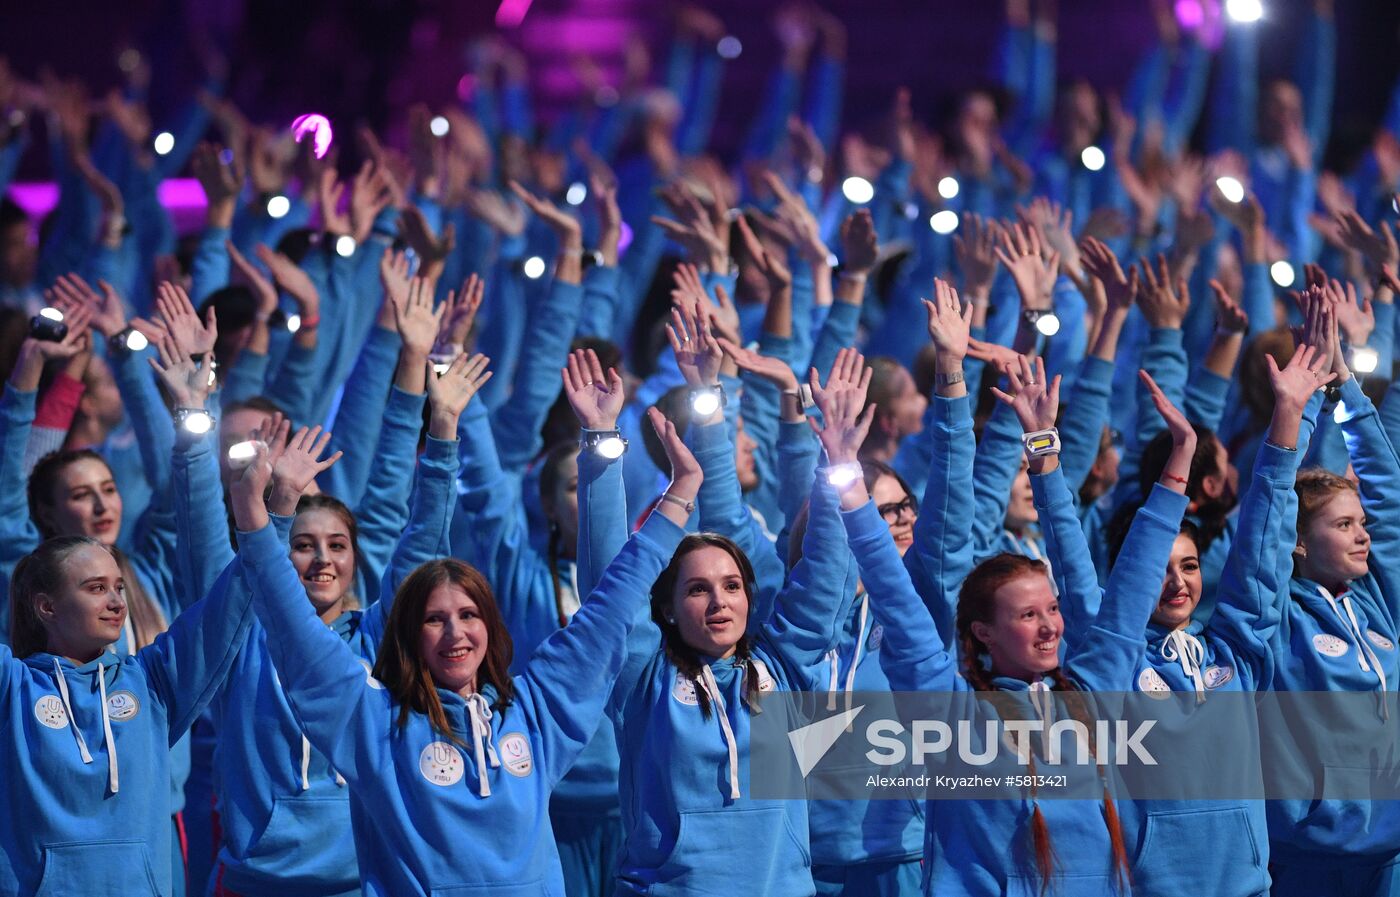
[372,558,516,744]
[650,533,761,719]
[27,451,166,651]
[955,553,1131,895]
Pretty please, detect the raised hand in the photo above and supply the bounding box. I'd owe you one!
[1137,254,1190,329]
[991,354,1060,436]
[1210,280,1250,334]
[438,274,485,352]
[317,169,351,236]
[154,281,218,357]
[229,440,274,532]
[191,141,241,227]
[270,425,342,503]
[1140,369,1198,491]
[1328,278,1373,347]
[1268,343,1334,414]
[646,406,703,524]
[254,244,320,322]
[51,273,127,339]
[562,348,625,430]
[427,352,492,438]
[509,180,583,245]
[393,276,446,361]
[226,241,279,322]
[924,277,972,362]
[1334,211,1398,274]
[966,336,1021,372]
[465,188,527,237]
[667,295,722,389]
[349,161,394,243]
[994,222,1058,311]
[953,212,1001,299]
[148,332,214,410]
[652,184,729,271]
[716,337,799,392]
[671,263,739,346]
[377,249,412,329]
[840,209,879,275]
[398,206,456,281]
[734,214,792,288]
[808,347,876,467]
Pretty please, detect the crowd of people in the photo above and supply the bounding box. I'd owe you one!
[1,0,1399,895]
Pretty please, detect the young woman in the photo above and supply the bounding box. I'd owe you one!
[606,344,870,897]
[200,350,485,897]
[229,403,701,897]
[0,525,254,895]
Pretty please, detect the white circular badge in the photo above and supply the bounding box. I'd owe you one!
[1368,630,1395,652]
[419,742,465,787]
[1203,665,1234,690]
[106,690,140,721]
[34,695,68,729]
[1313,633,1349,658]
[1138,667,1172,698]
[499,732,534,777]
[672,673,699,706]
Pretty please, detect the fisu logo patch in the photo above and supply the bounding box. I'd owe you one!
[106,690,140,721]
[34,695,68,729]
[1137,668,1171,697]
[419,742,465,786]
[1313,633,1349,658]
[499,732,533,777]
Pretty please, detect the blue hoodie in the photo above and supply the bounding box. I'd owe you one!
[0,558,254,897]
[208,433,459,897]
[856,472,1183,896]
[609,470,855,897]
[1264,377,1400,867]
[236,507,684,897]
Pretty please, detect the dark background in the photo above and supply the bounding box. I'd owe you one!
[3,0,1399,176]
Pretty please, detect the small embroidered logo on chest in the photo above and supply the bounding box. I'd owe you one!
[673,673,699,706]
[1313,633,1350,658]
[357,658,385,690]
[106,690,140,721]
[867,624,884,652]
[1138,667,1172,696]
[34,695,68,729]
[499,732,533,777]
[1367,630,1395,651]
[419,741,465,787]
[1203,665,1234,689]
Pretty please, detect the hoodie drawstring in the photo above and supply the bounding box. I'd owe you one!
[1028,678,1054,731]
[52,659,117,794]
[1319,586,1389,719]
[52,658,92,765]
[300,736,312,791]
[698,665,741,800]
[825,593,869,722]
[1162,629,1207,702]
[465,693,501,797]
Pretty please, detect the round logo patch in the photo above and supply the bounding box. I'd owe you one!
[106,690,140,721]
[357,658,385,690]
[672,672,699,706]
[867,624,884,652]
[1313,633,1350,658]
[1368,630,1395,651]
[419,742,465,787]
[499,732,533,777]
[1137,667,1172,697]
[1203,665,1234,690]
[34,695,68,729]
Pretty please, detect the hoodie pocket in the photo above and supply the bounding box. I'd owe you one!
[36,839,159,897]
[430,879,545,896]
[651,807,810,896]
[242,796,356,885]
[1137,806,1263,894]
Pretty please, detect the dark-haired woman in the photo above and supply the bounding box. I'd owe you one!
[1029,347,1334,896]
[230,401,701,897]
[855,340,1197,895]
[198,351,486,897]
[0,520,254,895]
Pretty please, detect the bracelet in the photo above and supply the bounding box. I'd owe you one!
[658,492,695,514]
[781,384,816,411]
[298,314,321,330]
[1021,427,1061,457]
[935,369,965,386]
[822,461,863,488]
[1161,473,1189,485]
[560,247,584,258]
[838,271,868,283]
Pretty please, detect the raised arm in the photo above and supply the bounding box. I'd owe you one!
[563,348,630,595]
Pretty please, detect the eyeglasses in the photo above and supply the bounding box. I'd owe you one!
[877,495,918,523]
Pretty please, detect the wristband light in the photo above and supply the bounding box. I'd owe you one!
[124,329,149,352]
[429,116,450,137]
[1270,261,1295,288]
[334,235,357,258]
[153,132,175,156]
[287,314,302,333]
[938,176,960,199]
[1215,176,1245,204]
[1352,346,1380,374]
[523,256,547,279]
[1226,0,1263,23]
[717,36,743,59]
[227,440,264,470]
[177,408,214,436]
[1024,308,1061,337]
[825,462,862,488]
[1080,145,1106,171]
[266,194,291,219]
[929,210,959,234]
[39,306,64,322]
[690,386,723,418]
[291,113,334,160]
[565,182,588,206]
[842,177,874,205]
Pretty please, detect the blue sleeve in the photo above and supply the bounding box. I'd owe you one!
[360,433,460,646]
[1369,302,1396,378]
[846,500,961,692]
[676,49,725,157]
[491,279,584,476]
[760,473,857,684]
[1208,21,1259,155]
[1212,439,1303,686]
[1241,262,1275,343]
[774,421,821,565]
[1383,380,1400,446]
[906,394,978,647]
[476,258,529,412]
[1135,328,1189,448]
[809,300,862,382]
[136,556,255,742]
[265,341,322,428]
[110,345,174,493]
[170,433,235,607]
[190,226,231,303]
[219,350,269,408]
[689,420,785,624]
[0,386,41,624]
[1031,465,1105,649]
[521,512,686,786]
[351,386,427,606]
[1067,485,1188,692]
[1059,356,1114,493]
[1162,40,1213,158]
[742,65,801,161]
[501,77,534,139]
[152,97,213,181]
[576,264,622,339]
[575,440,629,597]
[1043,278,1089,393]
[237,522,395,783]
[320,326,401,506]
[971,402,1024,557]
[1185,368,1232,432]
[803,54,845,152]
[891,391,937,501]
[1296,8,1336,166]
[1004,26,1055,157]
[1336,376,1400,611]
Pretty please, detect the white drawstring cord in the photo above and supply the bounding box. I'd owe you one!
[699,665,742,800]
[95,662,119,793]
[52,658,92,764]
[1319,587,1389,720]
[465,693,500,797]
[1162,629,1208,702]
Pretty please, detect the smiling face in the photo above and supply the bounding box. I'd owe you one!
[871,473,916,556]
[289,508,356,621]
[970,574,1062,681]
[1298,490,1371,590]
[37,543,126,663]
[1151,534,1203,630]
[669,545,750,659]
[418,582,489,696]
[40,457,123,544]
